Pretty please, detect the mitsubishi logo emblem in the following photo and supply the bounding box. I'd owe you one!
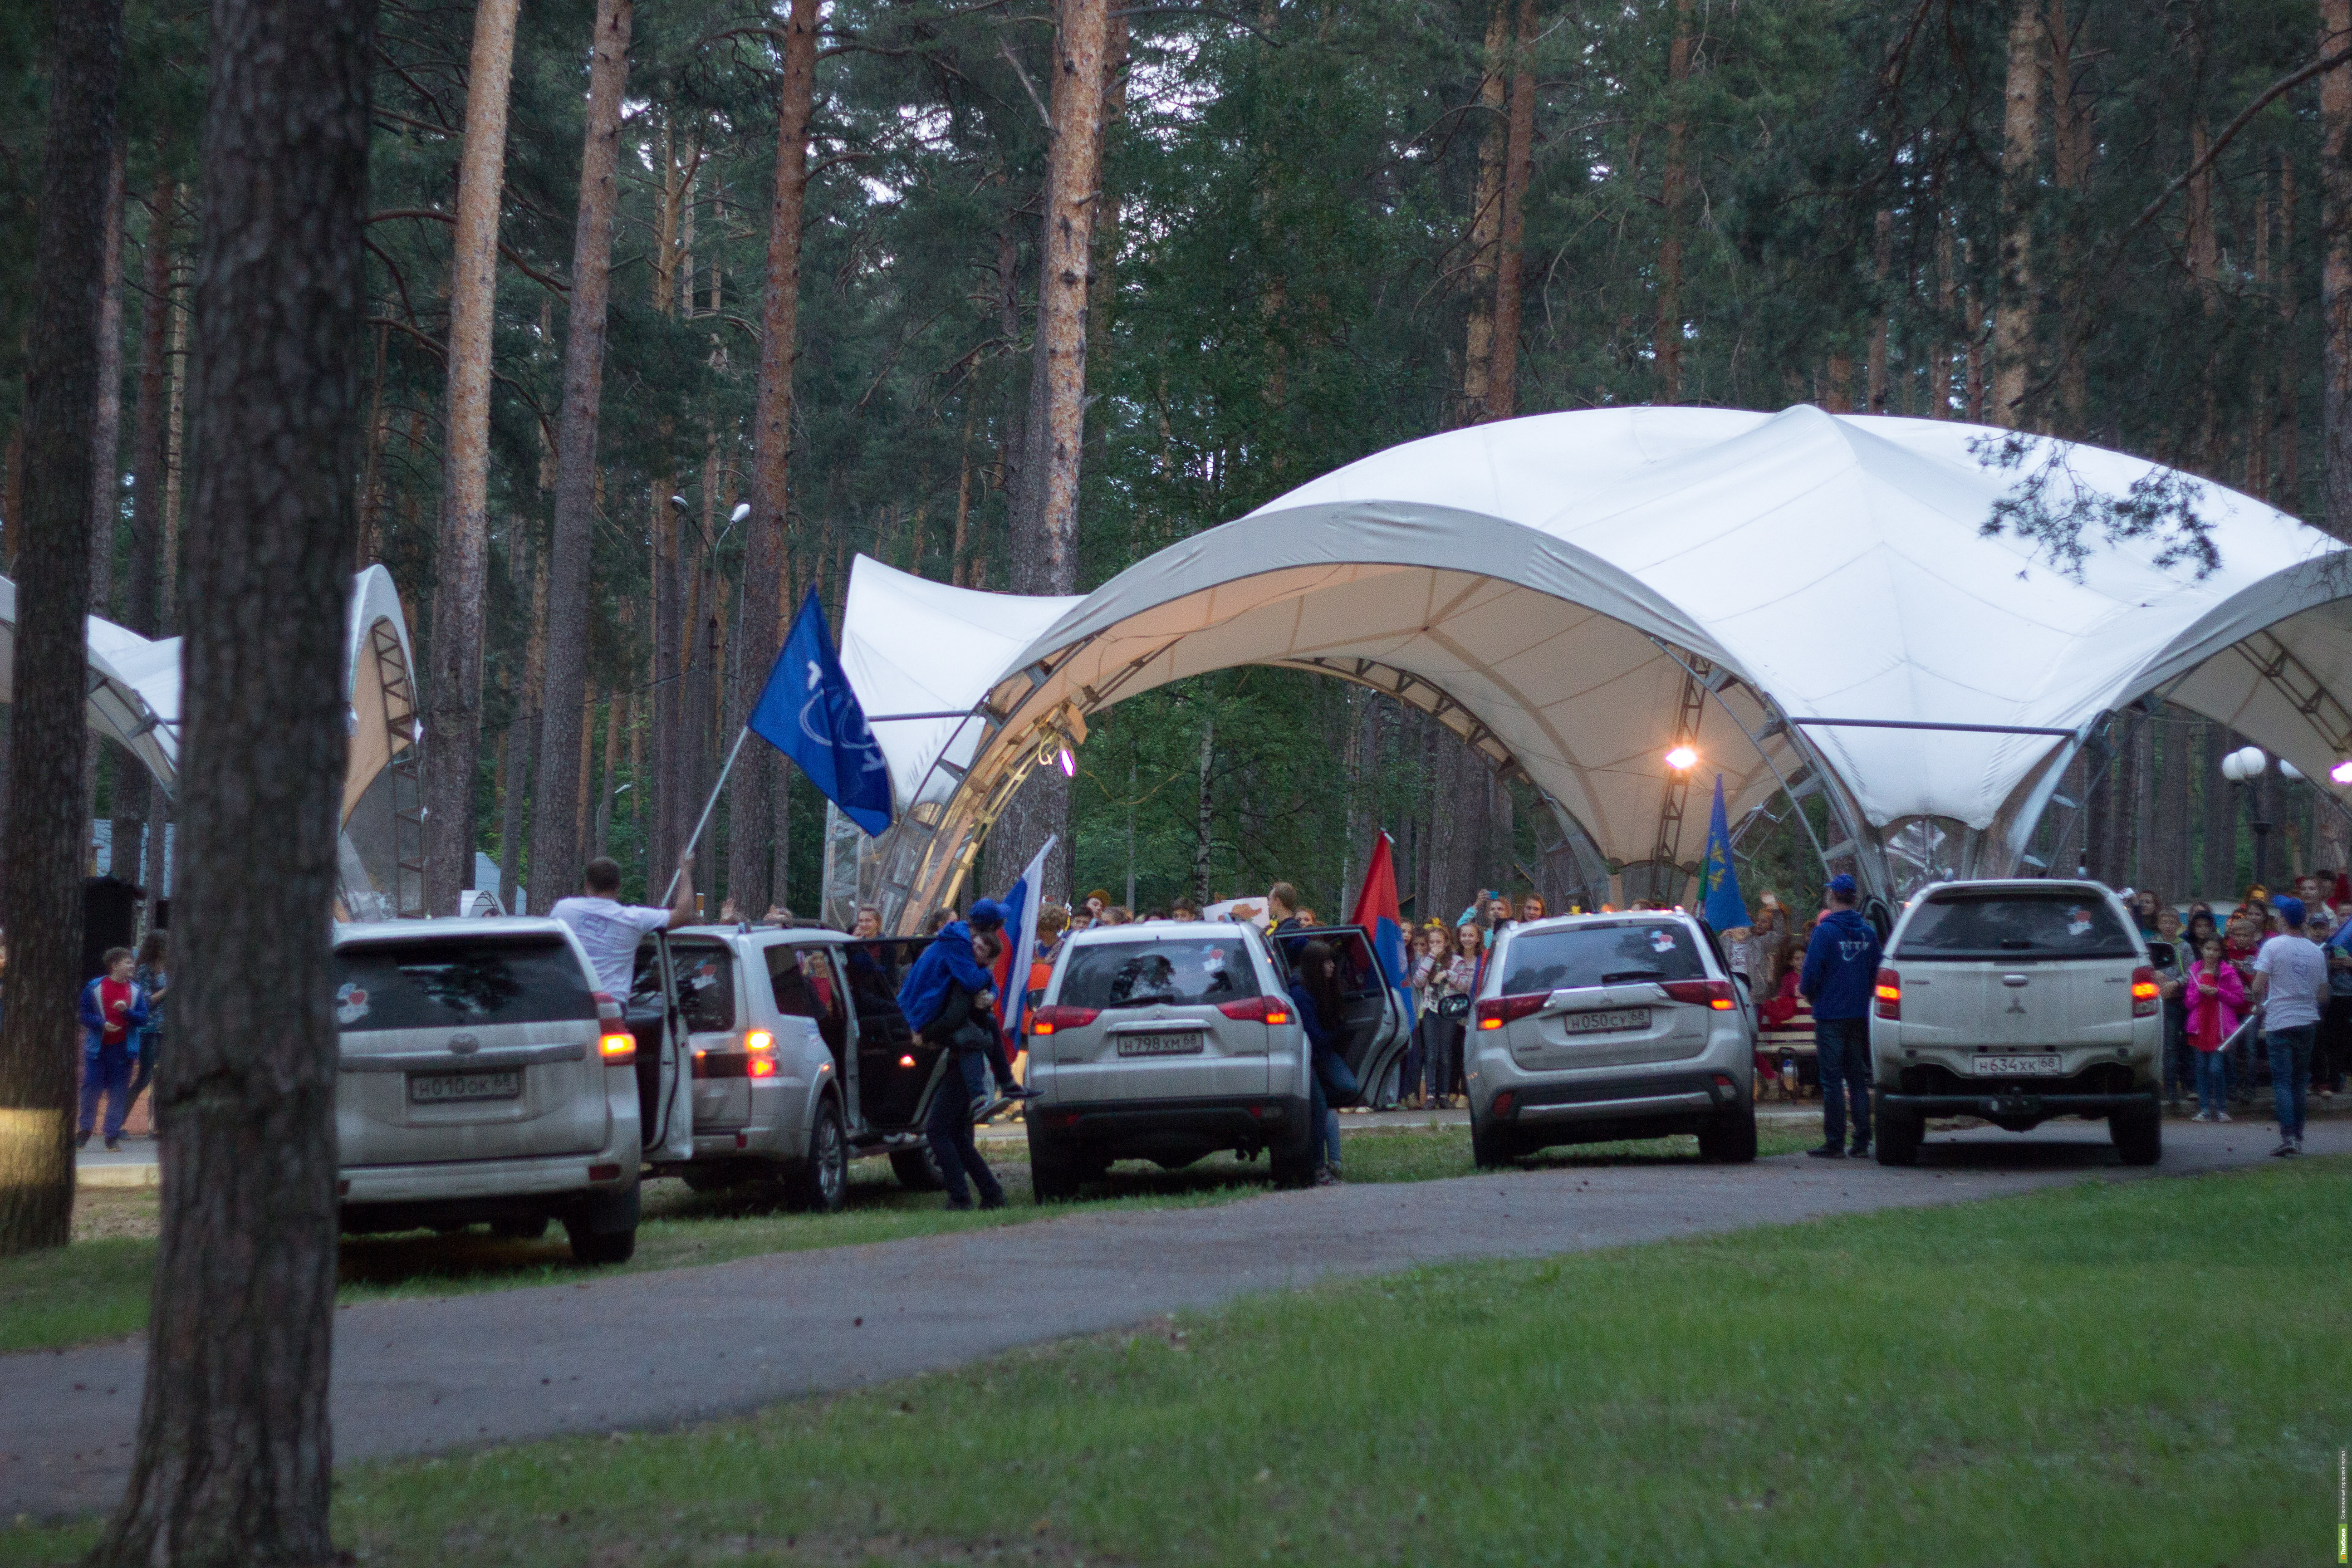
[2004,997,2026,1015]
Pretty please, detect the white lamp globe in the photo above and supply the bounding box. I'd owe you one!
[2237,746,2269,778]
[2221,752,2245,782]
[2283,759,2306,781]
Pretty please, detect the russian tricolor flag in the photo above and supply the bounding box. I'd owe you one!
[1350,831,1407,997]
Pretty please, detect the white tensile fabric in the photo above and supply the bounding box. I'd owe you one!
[841,406,2352,867]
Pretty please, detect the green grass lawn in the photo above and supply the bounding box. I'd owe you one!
[7,1151,2337,1567]
[2,1122,1805,1353]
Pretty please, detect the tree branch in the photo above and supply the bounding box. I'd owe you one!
[367,209,571,295]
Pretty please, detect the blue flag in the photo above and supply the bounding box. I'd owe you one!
[747,588,894,836]
[1701,774,1748,931]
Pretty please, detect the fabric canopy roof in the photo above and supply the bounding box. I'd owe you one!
[842,405,2352,915]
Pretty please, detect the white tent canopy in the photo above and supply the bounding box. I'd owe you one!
[838,406,2352,921]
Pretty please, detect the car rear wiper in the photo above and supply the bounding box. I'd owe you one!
[1997,938,2036,950]
[1600,969,1666,985]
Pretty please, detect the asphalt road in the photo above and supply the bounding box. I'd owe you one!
[4,1116,2333,1522]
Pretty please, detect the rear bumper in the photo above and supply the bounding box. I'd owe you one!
[1493,1071,1746,1125]
[339,1147,634,1221]
[1878,1091,2150,1119]
[1032,1094,1309,1152]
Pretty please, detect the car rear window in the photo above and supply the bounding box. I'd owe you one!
[1058,938,1257,1011]
[334,936,596,1031]
[1895,892,2136,959]
[669,942,737,1033]
[1498,922,1709,995]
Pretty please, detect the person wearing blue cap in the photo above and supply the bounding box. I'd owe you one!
[2252,893,2328,1156]
[1798,872,1882,1159]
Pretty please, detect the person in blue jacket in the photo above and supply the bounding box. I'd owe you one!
[897,900,1035,1112]
[78,947,151,1151]
[1287,939,1357,1186]
[1799,873,1883,1160]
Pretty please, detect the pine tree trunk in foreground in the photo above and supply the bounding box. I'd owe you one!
[0,0,120,1258]
[419,0,522,916]
[2320,0,2352,539]
[1458,4,1509,422]
[1654,0,1692,407]
[533,0,635,904]
[90,0,373,1561]
[89,145,128,616]
[731,0,820,917]
[1987,0,2043,428]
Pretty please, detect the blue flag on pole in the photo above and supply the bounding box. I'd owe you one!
[1701,774,1748,931]
[747,587,894,836]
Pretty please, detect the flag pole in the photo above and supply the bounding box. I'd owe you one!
[665,725,752,906]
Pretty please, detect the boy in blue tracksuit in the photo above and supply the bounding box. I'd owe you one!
[1799,873,1882,1160]
[78,947,151,1151]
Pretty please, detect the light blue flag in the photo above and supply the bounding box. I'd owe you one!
[1701,774,1749,931]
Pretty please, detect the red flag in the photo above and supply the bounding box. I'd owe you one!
[1350,832,1406,989]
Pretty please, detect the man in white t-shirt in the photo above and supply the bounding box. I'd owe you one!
[2252,894,2329,1157]
[552,851,698,996]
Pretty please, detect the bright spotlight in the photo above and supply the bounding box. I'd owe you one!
[2332,759,2352,786]
[1664,744,1698,771]
[1057,743,1077,779]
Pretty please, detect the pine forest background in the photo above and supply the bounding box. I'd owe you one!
[4,0,2350,928]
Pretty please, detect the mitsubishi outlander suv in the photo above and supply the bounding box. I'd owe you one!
[333,918,644,1263]
[1870,880,2162,1166]
[1022,921,1408,1198]
[1464,911,1758,1166]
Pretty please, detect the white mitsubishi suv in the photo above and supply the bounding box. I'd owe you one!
[1870,880,2163,1166]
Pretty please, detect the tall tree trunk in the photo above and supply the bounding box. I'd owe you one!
[531,0,634,905]
[2151,708,2184,902]
[2279,155,2303,507]
[2201,721,2236,896]
[596,685,623,858]
[1192,712,1215,906]
[162,261,188,624]
[993,0,1110,904]
[2252,182,2274,498]
[1460,5,1510,422]
[498,516,539,893]
[2321,0,2352,537]
[2048,0,2091,433]
[89,144,127,618]
[0,0,121,1257]
[1485,0,1537,422]
[419,0,521,916]
[730,0,819,918]
[90,0,372,1559]
[1988,0,2043,428]
[111,169,176,894]
[1866,210,1891,412]
[1655,0,1693,406]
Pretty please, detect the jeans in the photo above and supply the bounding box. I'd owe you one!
[1814,1016,1872,1150]
[2321,996,2352,1092]
[2266,1025,2314,1141]
[924,1061,1004,1208]
[1309,1049,1359,1170]
[78,1047,133,1141]
[1421,1017,1455,1101]
[2194,1050,2229,1117]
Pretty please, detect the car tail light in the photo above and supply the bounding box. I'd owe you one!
[898,1054,917,1068]
[1219,995,1293,1024]
[598,1032,637,1063]
[2131,965,2159,1018]
[588,1162,622,1182]
[1029,1004,1100,1036]
[1475,994,1547,1030]
[748,1057,777,1078]
[1660,980,1736,1010]
[1874,967,1901,1020]
[1492,1090,1517,1118]
[745,1029,775,1053]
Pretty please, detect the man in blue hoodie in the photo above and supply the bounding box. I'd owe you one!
[1799,873,1883,1160]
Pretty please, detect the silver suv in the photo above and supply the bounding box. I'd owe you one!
[1465,911,1758,1166]
[624,927,967,1206]
[1023,921,1408,1197]
[1870,880,2162,1166]
[333,918,643,1263]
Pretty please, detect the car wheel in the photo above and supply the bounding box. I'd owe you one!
[1029,1131,1084,1202]
[490,1214,550,1241]
[1697,1098,1758,1163]
[889,1145,946,1192]
[2110,1099,2163,1166]
[563,1186,640,1265]
[1874,1108,1923,1166]
[783,1096,849,1214]
[1470,1116,1519,1169]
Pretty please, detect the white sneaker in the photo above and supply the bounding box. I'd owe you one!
[2217,1111,2233,1122]
[2190,1111,2212,1122]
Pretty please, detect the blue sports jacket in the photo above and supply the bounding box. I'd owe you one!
[897,921,999,1036]
[78,977,151,1061]
[1799,907,1883,1023]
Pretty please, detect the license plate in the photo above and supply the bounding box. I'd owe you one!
[1117,1030,1205,1058]
[1563,1007,1650,1035]
[1973,1055,2064,1078]
[408,1069,522,1103]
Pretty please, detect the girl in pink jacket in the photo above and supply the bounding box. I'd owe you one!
[2185,936,2244,1122]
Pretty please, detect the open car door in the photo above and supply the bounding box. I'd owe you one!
[839,937,956,1137]
[1274,925,1410,1107]
[626,935,696,1164]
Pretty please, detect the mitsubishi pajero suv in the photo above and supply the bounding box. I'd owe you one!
[1870,880,2162,1166]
